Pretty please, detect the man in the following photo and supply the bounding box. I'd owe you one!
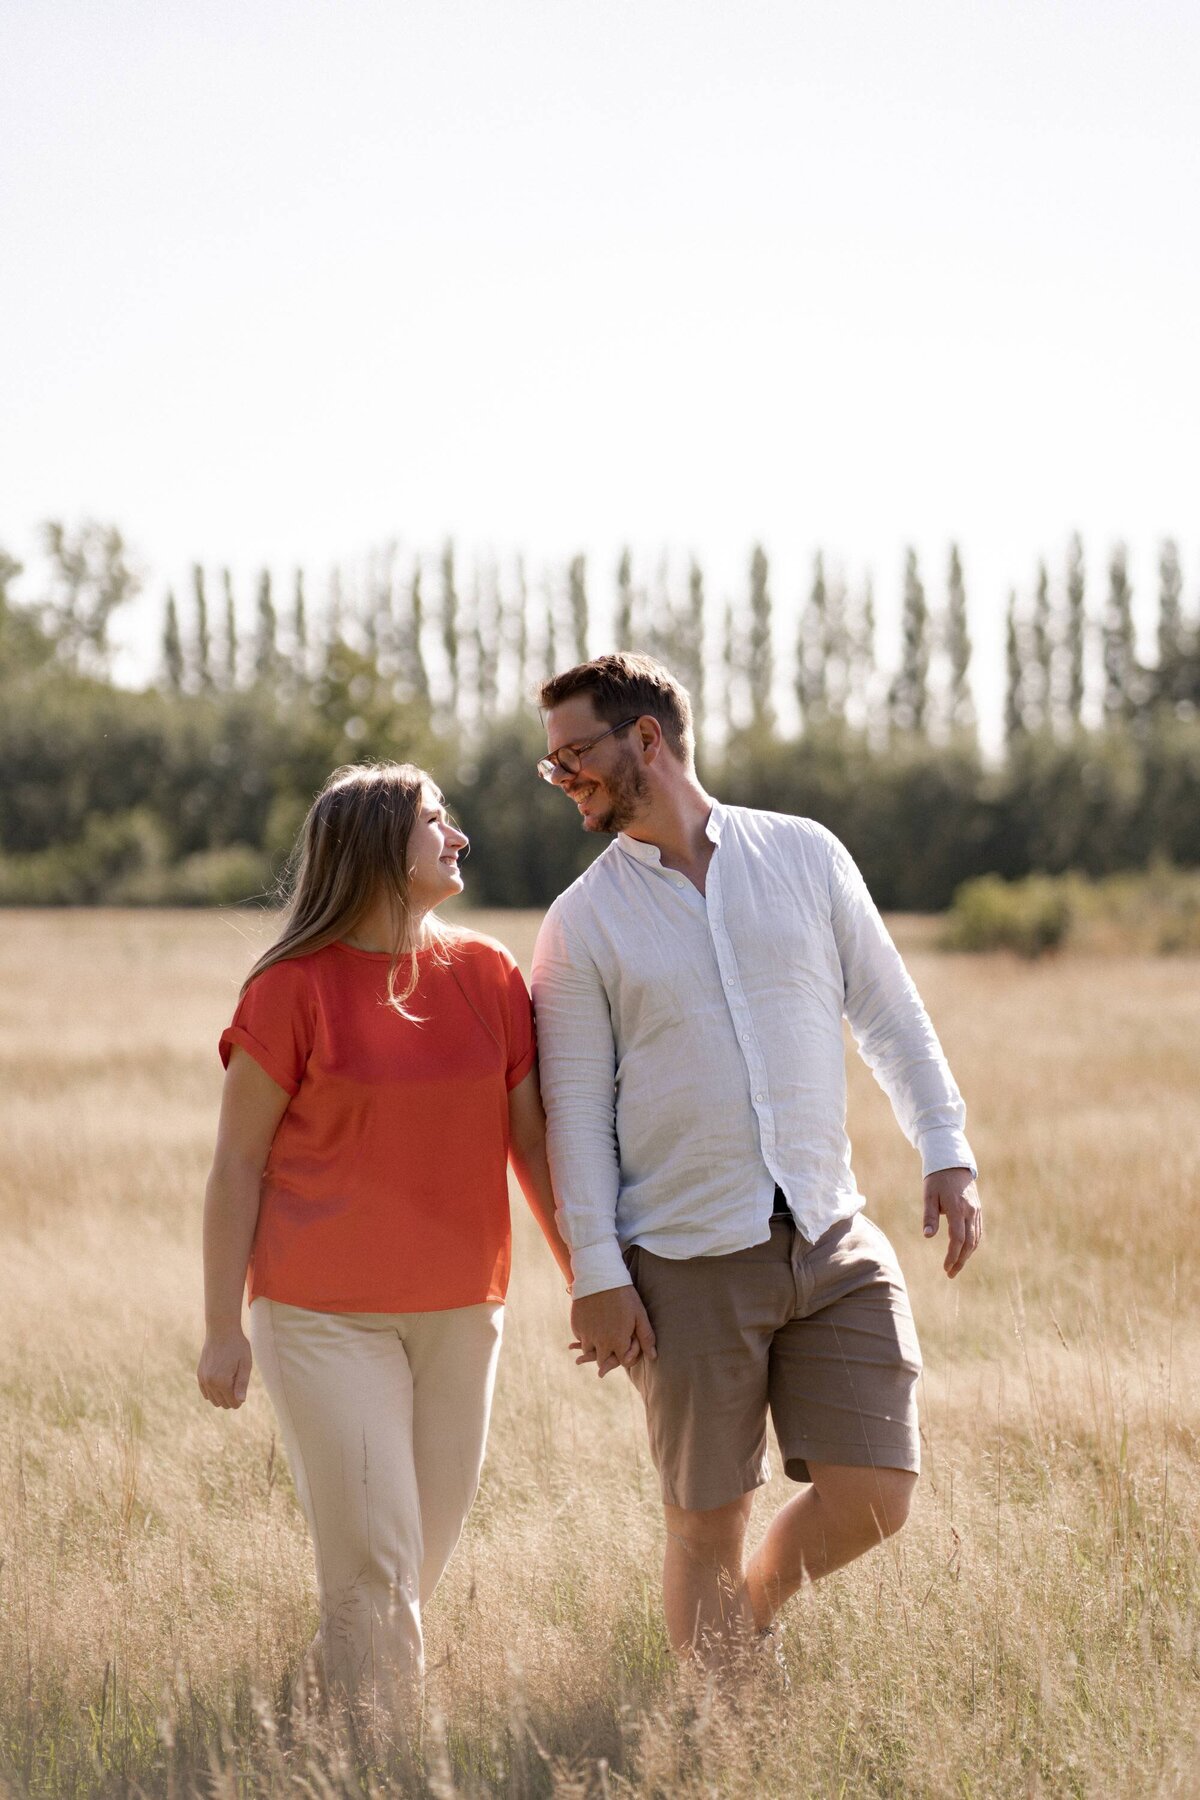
[530,653,981,1664]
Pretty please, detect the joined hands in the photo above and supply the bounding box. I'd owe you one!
[569,1284,657,1378]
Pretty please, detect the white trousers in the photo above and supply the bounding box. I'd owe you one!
[249,1296,503,1717]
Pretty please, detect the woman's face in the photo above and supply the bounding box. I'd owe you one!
[405,786,469,912]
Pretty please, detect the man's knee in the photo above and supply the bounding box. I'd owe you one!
[664,1492,754,1561]
[811,1463,917,1543]
[869,1468,917,1540]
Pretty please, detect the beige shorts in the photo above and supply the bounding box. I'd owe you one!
[625,1211,922,1512]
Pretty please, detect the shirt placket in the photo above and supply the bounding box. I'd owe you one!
[704,846,778,1165]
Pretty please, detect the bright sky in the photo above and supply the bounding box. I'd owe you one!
[3,0,1198,739]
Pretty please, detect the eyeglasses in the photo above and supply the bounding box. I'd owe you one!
[536,717,639,783]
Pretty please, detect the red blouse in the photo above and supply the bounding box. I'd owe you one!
[219,931,536,1312]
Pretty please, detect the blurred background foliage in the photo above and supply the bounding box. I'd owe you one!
[1,522,1199,914]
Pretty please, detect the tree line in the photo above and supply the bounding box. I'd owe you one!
[1,521,1198,911]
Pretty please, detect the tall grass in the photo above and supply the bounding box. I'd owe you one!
[1,909,1197,1796]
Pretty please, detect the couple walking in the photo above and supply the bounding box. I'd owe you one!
[198,652,981,1720]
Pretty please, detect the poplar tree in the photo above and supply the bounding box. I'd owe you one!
[1064,533,1085,726]
[41,519,139,676]
[1156,539,1185,710]
[292,569,308,682]
[331,567,346,647]
[457,569,478,726]
[889,548,931,736]
[1186,589,1200,712]
[824,569,850,724]
[848,577,877,732]
[944,543,974,739]
[324,566,345,657]
[456,564,484,728]
[0,547,23,671]
[683,557,706,749]
[643,555,670,665]
[722,599,739,737]
[407,560,431,706]
[221,569,238,689]
[541,569,561,681]
[796,552,829,728]
[378,547,400,668]
[615,548,634,648]
[361,553,381,661]
[1004,590,1025,748]
[192,564,212,690]
[475,562,500,723]
[1102,545,1137,726]
[513,556,531,702]
[440,541,460,714]
[747,543,774,734]
[162,590,184,694]
[568,554,588,666]
[1031,560,1053,733]
[254,569,278,685]
[648,561,688,716]
[0,545,19,621]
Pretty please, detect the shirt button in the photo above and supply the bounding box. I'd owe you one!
[726,977,735,987]
[741,1032,750,1042]
[755,1092,765,1102]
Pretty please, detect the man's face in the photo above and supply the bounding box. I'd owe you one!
[543,698,650,835]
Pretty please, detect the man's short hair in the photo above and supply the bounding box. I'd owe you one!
[539,653,695,764]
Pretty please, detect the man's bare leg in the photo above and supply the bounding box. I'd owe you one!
[662,1492,756,1659]
[743,1462,917,1629]
[663,1466,915,1661]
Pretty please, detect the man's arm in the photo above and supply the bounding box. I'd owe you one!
[827,834,982,1276]
[531,903,656,1373]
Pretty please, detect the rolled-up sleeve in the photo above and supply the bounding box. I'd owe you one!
[828,835,976,1178]
[531,902,632,1297]
[219,959,313,1097]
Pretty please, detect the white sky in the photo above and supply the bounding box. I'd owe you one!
[2,0,1198,740]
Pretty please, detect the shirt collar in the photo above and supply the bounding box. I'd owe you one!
[617,797,725,866]
[615,830,662,866]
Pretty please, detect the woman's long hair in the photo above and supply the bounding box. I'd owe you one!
[243,761,455,1016]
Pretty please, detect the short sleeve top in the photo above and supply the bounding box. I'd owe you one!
[219,930,536,1312]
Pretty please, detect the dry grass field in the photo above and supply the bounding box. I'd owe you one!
[1,907,1198,1798]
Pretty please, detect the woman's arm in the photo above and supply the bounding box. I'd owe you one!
[197,1046,291,1410]
[507,1065,574,1286]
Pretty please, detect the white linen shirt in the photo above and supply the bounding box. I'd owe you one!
[530,800,975,1299]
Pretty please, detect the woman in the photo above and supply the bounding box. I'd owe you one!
[196,761,571,1721]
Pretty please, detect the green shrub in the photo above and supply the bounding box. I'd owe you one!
[0,809,169,904]
[1080,863,1200,954]
[166,845,275,907]
[943,874,1075,958]
[943,865,1200,956]
[1154,899,1200,954]
[0,815,271,906]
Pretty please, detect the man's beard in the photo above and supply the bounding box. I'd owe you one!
[583,747,649,835]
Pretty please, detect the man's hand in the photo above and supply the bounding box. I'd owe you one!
[922,1168,983,1278]
[569,1284,657,1378]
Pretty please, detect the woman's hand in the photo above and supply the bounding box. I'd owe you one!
[197,1326,253,1409]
